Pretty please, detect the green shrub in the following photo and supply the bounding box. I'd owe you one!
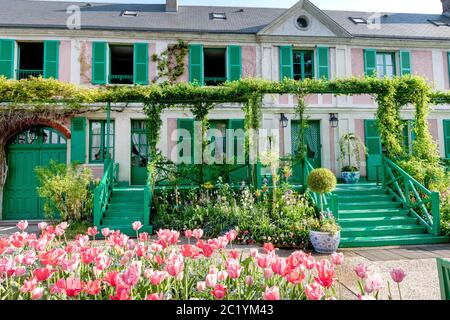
[307,168,337,194]
[35,161,94,222]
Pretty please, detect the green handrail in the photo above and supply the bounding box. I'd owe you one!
[303,158,339,220]
[93,160,114,226]
[144,168,154,226]
[437,258,450,300]
[382,157,440,235]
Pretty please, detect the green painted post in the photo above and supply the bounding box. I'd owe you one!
[93,187,101,226]
[404,173,410,207]
[437,258,450,300]
[431,191,441,236]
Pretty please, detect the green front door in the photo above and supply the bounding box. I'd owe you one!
[291,120,322,184]
[3,126,67,220]
[364,120,382,181]
[131,120,149,186]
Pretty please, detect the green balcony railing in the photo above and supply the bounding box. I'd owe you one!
[93,160,114,227]
[382,157,440,235]
[204,77,227,86]
[109,74,134,84]
[16,69,43,80]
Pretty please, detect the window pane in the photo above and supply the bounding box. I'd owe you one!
[91,148,102,161]
[377,65,385,77]
[293,52,301,63]
[385,54,393,66]
[293,64,301,77]
[376,54,384,65]
[91,122,101,135]
[386,66,394,78]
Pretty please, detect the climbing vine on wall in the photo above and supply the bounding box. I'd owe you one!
[294,94,308,161]
[152,40,188,84]
[0,76,449,190]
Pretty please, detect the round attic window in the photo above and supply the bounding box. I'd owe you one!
[295,15,310,30]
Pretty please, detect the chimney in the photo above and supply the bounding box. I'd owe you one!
[166,0,178,12]
[443,0,450,16]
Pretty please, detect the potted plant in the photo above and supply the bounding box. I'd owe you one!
[307,168,341,253]
[338,133,366,184]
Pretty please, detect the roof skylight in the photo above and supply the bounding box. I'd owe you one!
[211,12,227,20]
[349,17,367,24]
[121,10,139,17]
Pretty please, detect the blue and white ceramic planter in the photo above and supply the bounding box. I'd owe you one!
[341,171,360,184]
[309,231,341,254]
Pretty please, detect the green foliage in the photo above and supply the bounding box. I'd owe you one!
[152,177,318,249]
[294,94,308,161]
[339,133,366,170]
[152,40,188,84]
[311,214,341,236]
[61,221,91,240]
[35,161,94,222]
[307,168,337,194]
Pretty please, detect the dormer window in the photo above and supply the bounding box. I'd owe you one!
[349,17,367,24]
[211,12,226,20]
[121,10,139,17]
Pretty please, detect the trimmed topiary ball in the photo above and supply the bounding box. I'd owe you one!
[307,168,337,194]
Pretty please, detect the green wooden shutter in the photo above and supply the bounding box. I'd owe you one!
[43,40,59,79]
[70,117,86,164]
[400,51,412,76]
[279,46,293,80]
[177,119,195,164]
[316,47,330,80]
[448,52,450,89]
[444,120,450,159]
[0,39,14,79]
[189,44,203,85]
[227,45,242,81]
[92,42,107,85]
[364,120,382,181]
[228,119,248,183]
[134,43,148,85]
[364,49,377,76]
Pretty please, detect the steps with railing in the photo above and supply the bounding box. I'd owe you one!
[93,160,153,236]
[303,156,449,248]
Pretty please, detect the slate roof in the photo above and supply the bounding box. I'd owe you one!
[0,0,449,40]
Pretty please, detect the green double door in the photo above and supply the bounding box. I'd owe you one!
[291,120,321,184]
[131,120,150,186]
[3,127,67,220]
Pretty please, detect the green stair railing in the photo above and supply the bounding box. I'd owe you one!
[382,157,441,235]
[437,258,450,300]
[93,160,114,226]
[303,158,339,220]
[144,170,154,227]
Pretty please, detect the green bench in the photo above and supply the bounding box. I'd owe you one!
[437,258,450,300]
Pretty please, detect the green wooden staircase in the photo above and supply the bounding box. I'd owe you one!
[98,187,153,236]
[335,183,449,248]
[93,161,153,236]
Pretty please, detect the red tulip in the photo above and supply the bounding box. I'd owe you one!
[390,268,406,283]
[286,267,306,284]
[83,279,101,296]
[103,271,120,287]
[263,286,280,300]
[181,244,198,258]
[228,249,239,260]
[315,259,335,288]
[33,267,54,282]
[109,285,131,300]
[211,284,227,300]
[263,243,275,253]
[305,283,325,300]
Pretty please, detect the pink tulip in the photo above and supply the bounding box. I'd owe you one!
[226,259,242,279]
[101,228,110,237]
[264,268,273,280]
[121,261,142,287]
[14,266,26,277]
[184,230,193,239]
[286,267,305,284]
[132,221,143,232]
[263,286,280,300]
[197,281,206,292]
[226,230,238,241]
[364,273,384,293]
[250,248,259,258]
[58,222,69,230]
[38,222,48,231]
[31,287,44,300]
[87,227,99,237]
[147,293,164,300]
[271,257,287,276]
[390,268,406,283]
[192,229,204,240]
[305,282,325,300]
[17,220,28,232]
[21,279,37,293]
[66,277,82,297]
[165,254,184,278]
[257,256,269,269]
[206,273,217,288]
[150,270,169,286]
[218,271,228,282]
[139,232,149,242]
[354,263,369,279]
[263,243,275,253]
[331,252,344,266]
[209,265,218,275]
[303,254,315,270]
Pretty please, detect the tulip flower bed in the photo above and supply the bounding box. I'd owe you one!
[0,221,407,300]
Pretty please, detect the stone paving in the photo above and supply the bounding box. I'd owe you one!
[1,222,448,300]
